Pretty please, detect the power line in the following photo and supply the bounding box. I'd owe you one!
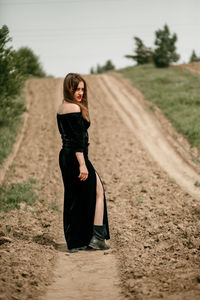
[10,25,155,32]
[9,23,199,33]
[0,0,130,5]
[12,35,135,41]
[8,26,199,41]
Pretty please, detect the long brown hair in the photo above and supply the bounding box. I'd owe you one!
[63,73,90,122]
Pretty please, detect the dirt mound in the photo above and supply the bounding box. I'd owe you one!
[178,62,200,75]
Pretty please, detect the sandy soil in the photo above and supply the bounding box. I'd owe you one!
[0,72,200,299]
[178,61,200,76]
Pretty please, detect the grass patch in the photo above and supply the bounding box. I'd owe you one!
[0,178,39,213]
[0,91,26,165]
[194,181,200,187]
[117,64,200,151]
[51,202,61,212]
[136,197,143,206]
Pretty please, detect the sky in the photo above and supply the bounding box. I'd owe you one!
[0,0,199,77]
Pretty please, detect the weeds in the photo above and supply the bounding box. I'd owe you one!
[51,202,61,213]
[136,198,143,206]
[194,181,200,187]
[0,92,26,165]
[0,178,39,213]
[191,157,200,166]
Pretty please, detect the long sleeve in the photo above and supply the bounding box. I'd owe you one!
[67,113,85,152]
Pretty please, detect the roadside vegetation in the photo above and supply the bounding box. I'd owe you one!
[0,93,25,165]
[0,25,46,165]
[118,63,200,151]
[0,178,39,213]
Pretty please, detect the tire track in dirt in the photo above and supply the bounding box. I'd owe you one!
[98,73,200,200]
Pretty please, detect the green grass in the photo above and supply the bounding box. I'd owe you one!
[0,92,26,165]
[194,181,200,187]
[51,202,61,212]
[117,64,200,151]
[0,178,39,213]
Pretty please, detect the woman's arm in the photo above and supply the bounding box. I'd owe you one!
[60,103,88,181]
[75,152,88,181]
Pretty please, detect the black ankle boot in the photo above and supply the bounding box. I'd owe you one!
[89,225,110,250]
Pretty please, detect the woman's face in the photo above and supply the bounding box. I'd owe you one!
[73,81,84,102]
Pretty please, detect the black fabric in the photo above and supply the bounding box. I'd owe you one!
[57,112,110,250]
[57,112,89,152]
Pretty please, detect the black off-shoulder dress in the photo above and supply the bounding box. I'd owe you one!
[57,112,110,250]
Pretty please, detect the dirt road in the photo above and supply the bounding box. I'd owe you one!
[0,73,200,299]
[179,61,200,76]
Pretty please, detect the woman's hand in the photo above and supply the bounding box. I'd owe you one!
[78,164,88,181]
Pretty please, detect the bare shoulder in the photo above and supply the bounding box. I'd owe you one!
[57,102,80,114]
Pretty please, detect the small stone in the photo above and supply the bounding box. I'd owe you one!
[0,237,12,245]
[17,282,23,288]
[42,223,51,228]
[144,244,151,249]
[21,272,28,278]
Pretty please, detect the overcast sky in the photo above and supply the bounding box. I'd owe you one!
[0,0,199,77]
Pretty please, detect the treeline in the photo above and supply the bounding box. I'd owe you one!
[90,24,200,74]
[125,24,200,67]
[0,25,46,120]
[90,60,115,74]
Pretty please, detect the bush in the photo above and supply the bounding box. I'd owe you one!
[15,47,46,77]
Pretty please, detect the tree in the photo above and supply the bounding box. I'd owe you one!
[125,37,153,64]
[96,64,102,74]
[90,67,95,74]
[153,24,180,68]
[102,60,115,72]
[15,47,46,77]
[0,25,24,104]
[189,50,200,62]
[0,25,46,120]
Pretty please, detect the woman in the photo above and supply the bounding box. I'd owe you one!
[57,73,110,253]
